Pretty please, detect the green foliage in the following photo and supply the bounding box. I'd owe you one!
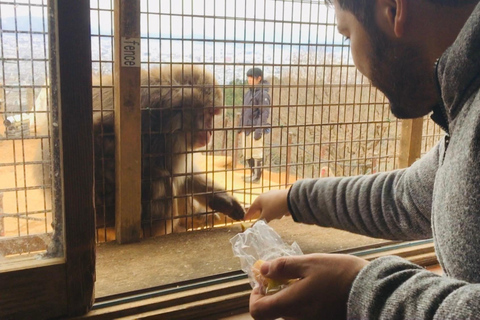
[224,79,246,106]
[223,79,247,121]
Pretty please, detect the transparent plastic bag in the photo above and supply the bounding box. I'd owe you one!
[230,220,303,295]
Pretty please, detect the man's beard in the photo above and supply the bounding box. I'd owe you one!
[367,27,438,119]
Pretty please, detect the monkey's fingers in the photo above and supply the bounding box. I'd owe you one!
[209,194,245,221]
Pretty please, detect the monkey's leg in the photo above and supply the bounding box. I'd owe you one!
[143,177,177,236]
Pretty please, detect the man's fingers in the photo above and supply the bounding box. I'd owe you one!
[245,204,261,220]
[262,256,306,280]
[250,288,288,320]
[250,282,306,320]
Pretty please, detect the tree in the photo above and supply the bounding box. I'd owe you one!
[224,79,246,106]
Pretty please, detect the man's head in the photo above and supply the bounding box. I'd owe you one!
[330,0,478,118]
[247,67,263,86]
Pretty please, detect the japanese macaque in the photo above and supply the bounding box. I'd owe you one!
[35,65,245,240]
[94,65,245,237]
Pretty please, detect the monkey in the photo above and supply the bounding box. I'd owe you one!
[93,64,245,238]
[35,64,245,241]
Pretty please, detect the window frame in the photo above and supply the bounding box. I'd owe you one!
[0,0,95,318]
[82,240,436,319]
[0,1,439,318]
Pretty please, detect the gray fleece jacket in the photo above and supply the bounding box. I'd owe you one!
[287,3,480,319]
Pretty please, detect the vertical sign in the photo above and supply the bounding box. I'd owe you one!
[121,37,141,67]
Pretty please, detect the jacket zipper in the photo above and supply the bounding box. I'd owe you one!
[431,59,451,150]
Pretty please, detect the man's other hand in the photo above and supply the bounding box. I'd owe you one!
[249,254,369,320]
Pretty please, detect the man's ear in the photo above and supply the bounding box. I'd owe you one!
[377,0,407,38]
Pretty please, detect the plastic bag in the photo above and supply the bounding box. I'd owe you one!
[230,220,303,294]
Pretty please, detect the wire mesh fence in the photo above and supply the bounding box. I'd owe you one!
[0,0,444,252]
[0,0,52,259]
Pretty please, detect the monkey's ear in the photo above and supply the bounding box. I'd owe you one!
[160,110,183,133]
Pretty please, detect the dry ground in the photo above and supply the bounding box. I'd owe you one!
[0,138,53,238]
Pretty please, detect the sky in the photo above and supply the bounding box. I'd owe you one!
[1,0,341,45]
[90,0,340,44]
[1,0,350,84]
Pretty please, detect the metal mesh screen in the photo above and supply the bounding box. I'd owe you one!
[88,0,444,241]
[0,0,65,263]
[0,0,444,247]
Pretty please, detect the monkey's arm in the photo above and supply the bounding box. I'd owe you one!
[189,174,245,221]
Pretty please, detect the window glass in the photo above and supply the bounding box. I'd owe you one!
[0,1,64,271]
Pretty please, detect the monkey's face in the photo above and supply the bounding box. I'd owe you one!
[191,104,222,149]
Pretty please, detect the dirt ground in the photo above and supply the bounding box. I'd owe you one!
[95,216,388,298]
[0,137,53,239]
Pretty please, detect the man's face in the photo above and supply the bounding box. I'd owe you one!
[334,2,439,119]
[247,76,262,86]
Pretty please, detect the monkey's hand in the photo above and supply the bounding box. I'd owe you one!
[209,193,245,221]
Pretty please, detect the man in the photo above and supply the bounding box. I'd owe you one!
[239,67,271,183]
[245,0,480,319]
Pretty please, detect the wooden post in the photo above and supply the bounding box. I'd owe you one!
[398,118,424,168]
[114,0,142,243]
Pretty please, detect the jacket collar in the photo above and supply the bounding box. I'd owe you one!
[250,80,270,93]
[435,2,480,127]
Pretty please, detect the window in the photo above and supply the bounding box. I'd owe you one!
[90,0,442,299]
[1,1,94,318]
[1,0,442,318]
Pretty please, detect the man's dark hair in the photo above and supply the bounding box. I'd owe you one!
[247,67,263,78]
[326,0,479,29]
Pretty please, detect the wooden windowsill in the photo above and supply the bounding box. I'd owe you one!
[77,238,436,319]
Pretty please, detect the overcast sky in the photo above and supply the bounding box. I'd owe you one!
[1,0,341,45]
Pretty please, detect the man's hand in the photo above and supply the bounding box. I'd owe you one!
[244,189,290,222]
[249,254,369,320]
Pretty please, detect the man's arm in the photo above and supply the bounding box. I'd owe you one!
[349,255,480,319]
[288,137,445,240]
[249,253,480,320]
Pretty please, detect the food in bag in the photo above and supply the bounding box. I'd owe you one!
[230,220,303,295]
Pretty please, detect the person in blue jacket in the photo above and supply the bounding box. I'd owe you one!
[238,67,271,183]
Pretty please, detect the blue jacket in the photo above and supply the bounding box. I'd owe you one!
[239,80,271,136]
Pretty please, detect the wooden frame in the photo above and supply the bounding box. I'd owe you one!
[0,1,436,318]
[0,1,95,318]
[81,240,436,319]
[114,0,142,244]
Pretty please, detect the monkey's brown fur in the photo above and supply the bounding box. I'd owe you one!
[93,65,245,238]
[29,65,244,241]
